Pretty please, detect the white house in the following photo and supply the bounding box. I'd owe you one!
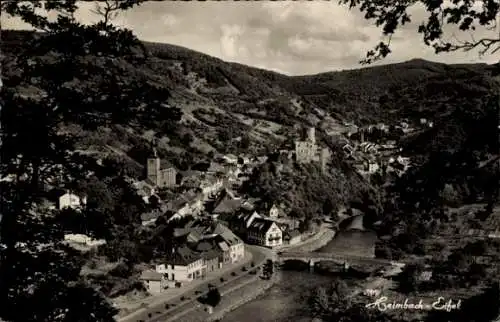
[246,218,282,248]
[156,247,206,287]
[50,190,86,210]
[213,223,244,263]
[140,270,167,294]
[268,204,281,219]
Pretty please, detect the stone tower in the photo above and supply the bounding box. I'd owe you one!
[307,127,315,144]
[147,142,160,186]
[320,148,330,173]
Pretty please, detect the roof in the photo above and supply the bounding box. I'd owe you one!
[196,241,212,252]
[202,249,221,261]
[247,218,277,234]
[207,162,225,173]
[179,190,199,204]
[46,188,74,201]
[140,270,163,281]
[213,223,242,246]
[140,210,162,222]
[173,228,190,237]
[217,241,230,252]
[166,246,202,266]
[133,180,153,189]
[167,197,189,211]
[195,241,221,260]
[213,197,242,214]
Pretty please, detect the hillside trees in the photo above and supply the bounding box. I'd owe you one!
[0,1,180,321]
[242,161,370,223]
[341,0,500,63]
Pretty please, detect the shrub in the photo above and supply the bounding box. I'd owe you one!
[231,272,237,277]
[164,304,170,310]
[241,266,247,272]
[180,296,186,301]
[250,262,255,267]
[220,277,225,282]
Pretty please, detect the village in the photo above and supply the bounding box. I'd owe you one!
[32,116,438,304]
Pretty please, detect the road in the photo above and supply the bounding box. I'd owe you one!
[120,245,273,322]
[119,226,339,322]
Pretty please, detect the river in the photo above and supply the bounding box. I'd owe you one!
[221,215,378,322]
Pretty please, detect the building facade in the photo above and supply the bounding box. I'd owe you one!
[140,270,166,294]
[147,148,177,188]
[56,192,86,210]
[247,218,283,248]
[213,223,245,263]
[155,247,206,287]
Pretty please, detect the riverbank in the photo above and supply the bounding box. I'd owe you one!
[206,276,277,322]
[168,271,280,322]
[285,225,336,253]
[178,228,337,322]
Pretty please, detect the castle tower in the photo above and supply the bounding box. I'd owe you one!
[320,148,330,173]
[307,127,316,144]
[147,147,161,186]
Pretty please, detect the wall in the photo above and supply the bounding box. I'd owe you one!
[147,158,159,185]
[264,223,283,247]
[157,264,190,282]
[230,243,244,263]
[145,280,162,294]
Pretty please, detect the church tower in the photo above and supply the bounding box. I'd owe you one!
[147,144,161,186]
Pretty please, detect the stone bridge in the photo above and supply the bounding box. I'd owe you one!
[277,251,406,268]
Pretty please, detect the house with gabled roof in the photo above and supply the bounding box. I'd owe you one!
[155,246,206,287]
[268,203,285,219]
[47,189,87,210]
[213,223,245,263]
[195,241,222,272]
[140,270,167,294]
[246,217,283,248]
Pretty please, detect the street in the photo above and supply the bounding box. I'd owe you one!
[119,245,273,322]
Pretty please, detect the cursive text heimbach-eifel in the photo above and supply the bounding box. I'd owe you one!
[365,296,462,312]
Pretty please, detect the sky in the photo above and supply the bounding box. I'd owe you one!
[2,1,499,75]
